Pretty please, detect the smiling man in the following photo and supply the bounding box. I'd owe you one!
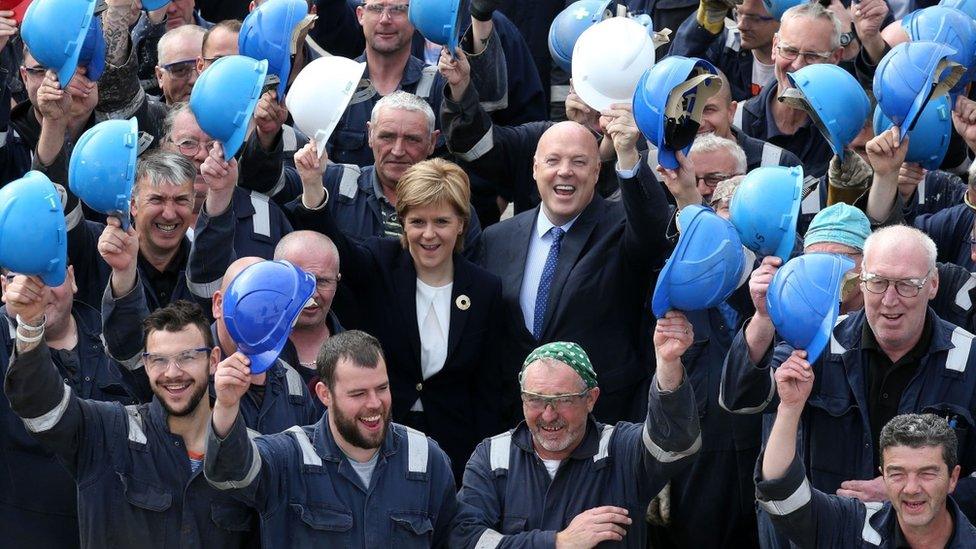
[2,295,256,546]
[476,111,671,425]
[451,326,700,548]
[205,330,459,546]
[757,355,976,548]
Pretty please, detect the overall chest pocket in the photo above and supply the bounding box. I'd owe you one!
[211,500,254,533]
[390,510,434,548]
[805,392,863,485]
[289,502,353,545]
[115,472,174,542]
[922,403,975,455]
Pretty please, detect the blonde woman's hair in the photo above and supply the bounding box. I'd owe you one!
[395,158,471,253]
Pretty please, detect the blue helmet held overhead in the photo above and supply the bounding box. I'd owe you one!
[874,41,964,140]
[766,253,855,363]
[21,0,97,87]
[651,205,748,318]
[409,0,463,54]
[189,55,268,158]
[940,0,976,19]
[222,260,316,374]
[69,118,139,229]
[548,0,614,73]
[763,0,805,20]
[633,56,722,169]
[239,0,315,98]
[783,64,870,161]
[141,0,171,11]
[873,94,952,170]
[729,165,803,260]
[0,171,67,287]
[903,5,976,89]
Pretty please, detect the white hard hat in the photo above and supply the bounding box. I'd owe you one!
[285,56,367,157]
[571,17,657,111]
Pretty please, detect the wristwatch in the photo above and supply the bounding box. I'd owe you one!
[839,30,855,47]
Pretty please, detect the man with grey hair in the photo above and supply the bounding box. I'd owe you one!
[154,25,206,105]
[451,320,700,548]
[758,356,976,548]
[723,223,976,547]
[285,90,481,254]
[66,151,198,311]
[732,2,844,178]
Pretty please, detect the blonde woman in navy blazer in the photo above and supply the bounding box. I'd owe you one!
[292,148,508,480]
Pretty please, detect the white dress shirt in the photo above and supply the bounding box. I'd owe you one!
[411,279,453,411]
[519,210,579,335]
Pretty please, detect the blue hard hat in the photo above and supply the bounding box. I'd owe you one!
[873,94,952,169]
[903,6,976,90]
[21,0,97,87]
[633,56,722,169]
[766,253,855,363]
[763,0,805,20]
[189,55,268,158]
[77,14,105,82]
[874,41,964,139]
[222,260,316,374]
[408,0,463,54]
[69,118,139,229]
[940,0,976,19]
[0,171,67,287]
[142,0,171,10]
[548,0,613,73]
[651,205,748,318]
[729,165,803,260]
[239,0,310,98]
[786,64,869,161]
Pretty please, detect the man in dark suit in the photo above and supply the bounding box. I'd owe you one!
[475,105,672,424]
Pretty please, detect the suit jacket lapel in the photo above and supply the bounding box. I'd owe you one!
[541,196,603,337]
[445,258,474,363]
[394,254,422,368]
[501,209,535,303]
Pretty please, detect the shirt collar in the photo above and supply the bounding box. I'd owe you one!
[534,208,580,240]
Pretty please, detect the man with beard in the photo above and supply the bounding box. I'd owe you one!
[205,330,458,546]
[450,322,701,548]
[2,293,256,546]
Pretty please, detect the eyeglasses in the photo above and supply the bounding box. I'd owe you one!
[316,275,341,289]
[521,389,590,412]
[142,347,211,372]
[735,10,776,24]
[696,172,736,189]
[169,138,215,156]
[160,59,198,80]
[22,65,47,77]
[776,44,834,64]
[363,2,409,17]
[200,55,225,66]
[860,270,932,298]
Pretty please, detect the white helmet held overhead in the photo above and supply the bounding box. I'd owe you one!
[571,16,658,111]
[285,56,367,157]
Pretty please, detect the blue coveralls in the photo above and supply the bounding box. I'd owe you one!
[4,343,258,548]
[914,202,976,271]
[205,412,459,547]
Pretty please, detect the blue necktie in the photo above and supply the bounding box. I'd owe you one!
[533,227,565,340]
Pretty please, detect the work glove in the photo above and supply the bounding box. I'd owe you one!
[697,0,730,34]
[827,151,873,206]
[646,482,672,526]
[470,0,500,22]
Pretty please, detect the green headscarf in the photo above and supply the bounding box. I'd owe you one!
[521,341,597,389]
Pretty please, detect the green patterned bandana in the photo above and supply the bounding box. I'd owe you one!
[521,341,597,389]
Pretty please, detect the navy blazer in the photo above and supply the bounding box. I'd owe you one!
[289,200,509,479]
[476,161,672,424]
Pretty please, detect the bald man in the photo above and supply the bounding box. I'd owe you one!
[476,115,672,424]
[273,231,345,386]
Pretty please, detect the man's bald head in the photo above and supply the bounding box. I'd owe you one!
[220,256,264,294]
[537,121,599,159]
[274,231,340,262]
[274,231,341,330]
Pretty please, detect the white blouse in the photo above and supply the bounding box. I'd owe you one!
[411,279,453,412]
